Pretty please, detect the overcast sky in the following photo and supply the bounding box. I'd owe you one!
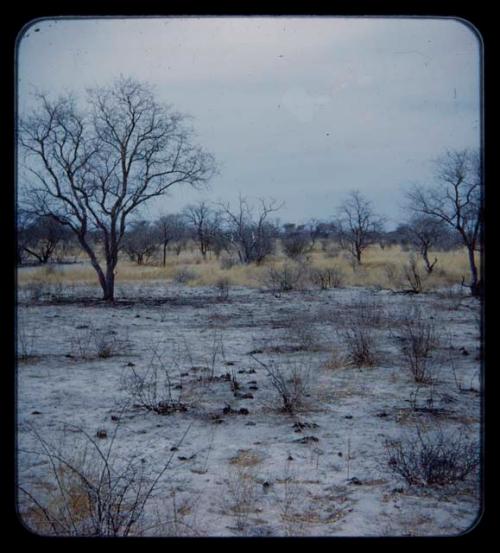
[17,17,481,228]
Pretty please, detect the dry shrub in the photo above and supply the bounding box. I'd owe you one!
[263,262,307,294]
[18,422,189,536]
[214,277,231,300]
[252,356,315,414]
[172,268,197,284]
[385,425,480,487]
[397,305,441,383]
[223,465,258,531]
[309,266,344,290]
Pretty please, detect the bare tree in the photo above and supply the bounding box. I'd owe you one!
[121,220,158,265]
[19,214,68,264]
[337,190,385,264]
[403,215,448,273]
[154,213,187,266]
[218,196,282,264]
[18,77,216,301]
[183,201,222,259]
[406,149,482,297]
[281,222,319,259]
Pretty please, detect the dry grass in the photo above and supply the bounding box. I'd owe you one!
[228,449,263,467]
[17,242,478,293]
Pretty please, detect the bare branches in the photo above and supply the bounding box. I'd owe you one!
[19,77,216,300]
[218,196,282,264]
[405,149,482,296]
[337,190,384,264]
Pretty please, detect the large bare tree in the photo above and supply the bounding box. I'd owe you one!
[337,190,384,264]
[406,149,482,297]
[183,201,222,259]
[18,77,216,301]
[218,196,282,264]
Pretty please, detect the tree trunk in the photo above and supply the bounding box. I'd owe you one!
[421,247,437,274]
[162,242,167,266]
[103,264,116,302]
[467,245,481,298]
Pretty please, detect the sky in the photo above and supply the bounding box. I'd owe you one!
[17,17,481,229]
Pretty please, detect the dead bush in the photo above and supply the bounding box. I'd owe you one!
[385,425,480,487]
[309,267,344,290]
[263,263,306,294]
[70,324,128,360]
[223,465,258,532]
[18,422,190,536]
[340,324,377,367]
[122,347,187,415]
[397,306,441,383]
[251,355,314,414]
[214,277,231,300]
[172,268,197,284]
[402,254,425,293]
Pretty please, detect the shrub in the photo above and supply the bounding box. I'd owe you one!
[251,356,313,414]
[309,267,344,290]
[340,324,377,367]
[172,268,197,284]
[18,422,190,536]
[214,277,231,300]
[397,306,440,383]
[282,234,311,259]
[385,425,480,487]
[70,324,127,360]
[263,263,306,294]
[122,350,187,415]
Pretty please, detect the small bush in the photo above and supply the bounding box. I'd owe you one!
[403,254,424,293]
[122,351,187,415]
[18,422,188,536]
[70,325,127,360]
[252,356,314,414]
[282,234,311,259]
[309,267,344,290]
[397,306,440,383]
[172,268,197,284]
[340,324,377,367]
[263,263,306,294]
[214,277,231,300]
[385,425,480,487]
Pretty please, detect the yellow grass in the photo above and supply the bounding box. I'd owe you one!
[17,242,478,292]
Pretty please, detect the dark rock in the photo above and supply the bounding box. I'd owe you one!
[241,393,254,399]
[348,477,362,485]
[96,430,108,439]
[31,410,42,415]
[111,415,120,422]
[126,362,136,367]
[239,408,250,415]
[344,415,353,419]
[170,446,178,451]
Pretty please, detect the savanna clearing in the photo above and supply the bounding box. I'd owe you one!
[16,243,482,537]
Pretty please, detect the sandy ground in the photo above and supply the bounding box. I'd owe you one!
[16,282,482,537]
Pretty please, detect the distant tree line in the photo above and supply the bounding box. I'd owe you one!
[17,76,482,298]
